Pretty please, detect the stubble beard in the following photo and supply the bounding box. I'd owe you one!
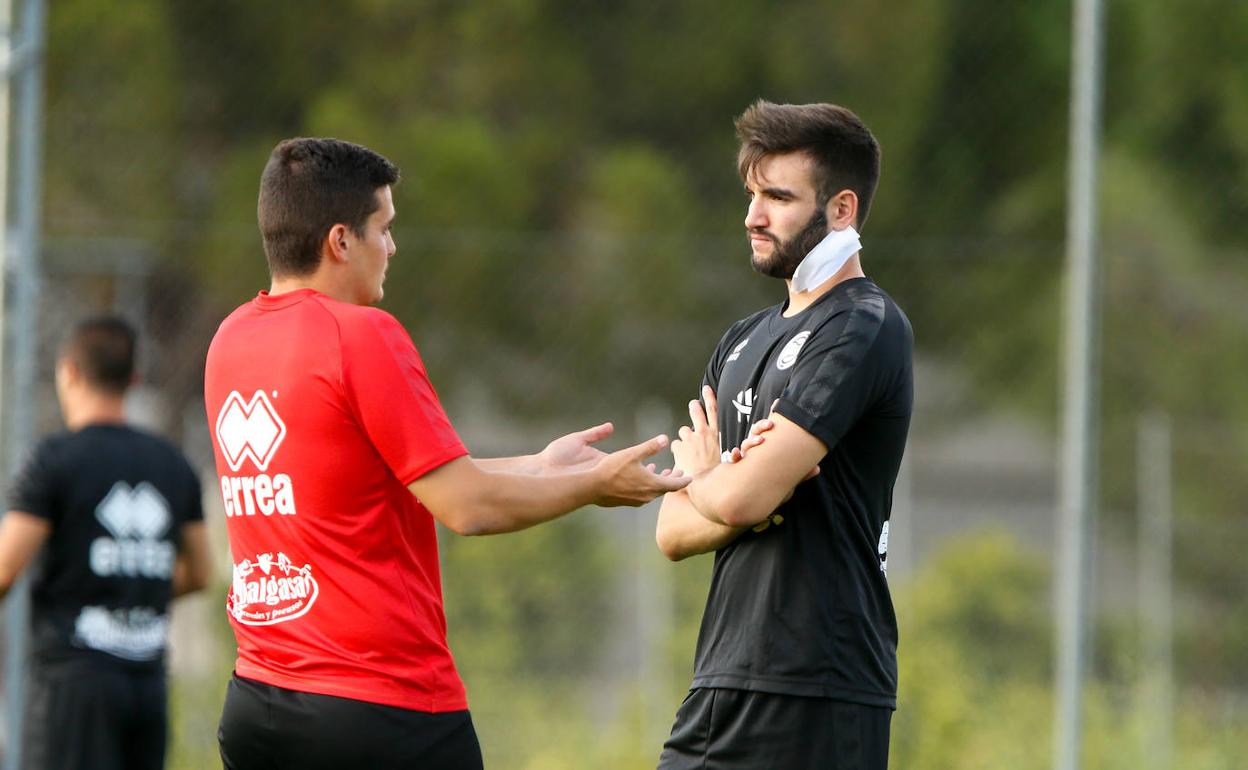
[749,208,829,280]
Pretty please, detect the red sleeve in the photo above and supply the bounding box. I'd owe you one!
[339,309,468,484]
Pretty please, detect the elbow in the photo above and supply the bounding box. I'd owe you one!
[713,498,766,529]
[444,516,487,537]
[435,504,494,537]
[655,531,685,562]
[190,565,213,594]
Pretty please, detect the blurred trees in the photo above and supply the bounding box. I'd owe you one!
[35,0,1248,767]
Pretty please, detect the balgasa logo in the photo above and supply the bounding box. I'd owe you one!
[215,390,296,517]
[229,552,319,626]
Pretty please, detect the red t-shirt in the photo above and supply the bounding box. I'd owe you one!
[204,288,469,712]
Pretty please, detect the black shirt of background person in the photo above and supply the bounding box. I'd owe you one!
[9,424,203,671]
[691,277,913,709]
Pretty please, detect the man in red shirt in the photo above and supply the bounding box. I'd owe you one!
[205,137,689,769]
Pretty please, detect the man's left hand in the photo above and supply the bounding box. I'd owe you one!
[671,386,725,477]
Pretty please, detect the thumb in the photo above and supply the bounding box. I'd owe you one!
[577,422,614,445]
[624,434,670,463]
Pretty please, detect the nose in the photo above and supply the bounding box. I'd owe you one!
[744,197,767,230]
[386,231,396,257]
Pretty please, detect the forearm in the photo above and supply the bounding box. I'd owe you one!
[474,455,542,475]
[686,464,787,528]
[425,466,602,536]
[656,490,745,561]
[171,558,206,598]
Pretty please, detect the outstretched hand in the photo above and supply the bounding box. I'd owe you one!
[538,422,614,473]
[593,434,690,507]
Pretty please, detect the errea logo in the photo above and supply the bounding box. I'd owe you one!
[216,390,286,472]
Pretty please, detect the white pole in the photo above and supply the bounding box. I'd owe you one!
[2,0,45,766]
[1054,0,1105,767]
[1137,413,1174,770]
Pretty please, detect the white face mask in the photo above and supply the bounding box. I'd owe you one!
[789,225,861,294]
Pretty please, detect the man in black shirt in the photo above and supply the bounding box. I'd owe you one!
[0,317,212,770]
[656,101,913,769]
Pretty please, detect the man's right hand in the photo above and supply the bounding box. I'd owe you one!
[592,435,691,507]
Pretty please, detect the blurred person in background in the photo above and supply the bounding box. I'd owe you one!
[0,316,212,770]
[206,137,688,770]
[656,101,914,770]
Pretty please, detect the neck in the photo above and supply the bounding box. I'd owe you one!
[783,252,864,316]
[270,270,355,304]
[63,392,127,431]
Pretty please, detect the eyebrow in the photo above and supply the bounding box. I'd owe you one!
[755,186,797,201]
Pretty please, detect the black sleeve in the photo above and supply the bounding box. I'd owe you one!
[700,319,744,394]
[774,297,889,451]
[8,439,62,523]
[182,462,204,524]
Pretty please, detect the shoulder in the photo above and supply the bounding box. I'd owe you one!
[327,302,414,353]
[21,431,74,467]
[716,304,779,350]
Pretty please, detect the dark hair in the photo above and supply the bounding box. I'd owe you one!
[735,100,881,228]
[258,138,400,277]
[61,316,137,395]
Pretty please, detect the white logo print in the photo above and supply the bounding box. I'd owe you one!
[229,552,319,626]
[776,331,812,371]
[96,482,170,540]
[216,390,287,472]
[89,482,175,580]
[732,388,754,422]
[727,337,750,363]
[878,521,890,575]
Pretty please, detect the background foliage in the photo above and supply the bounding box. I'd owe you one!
[18,0,1248,767]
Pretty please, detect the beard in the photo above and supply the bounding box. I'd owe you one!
[749,208,829,279]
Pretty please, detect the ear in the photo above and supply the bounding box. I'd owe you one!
[55,356,79,387]
[323,223,353,264]
[825,189,859,231]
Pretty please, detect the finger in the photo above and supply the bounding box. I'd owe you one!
[655,474,691,492]
[688,399,709,431]
[748,419,773,438]
[646,463,657,473]
[803,464,821,481]
[660,468,671,476]
[740,435,765,455]
[702,386,719,427]
[678,426,693,442]
[624,434,670,462]
[577,421,614,445]
[729,448,742,463]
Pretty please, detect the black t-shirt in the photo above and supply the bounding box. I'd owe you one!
[691,277,913,709]
[8,424,204,669]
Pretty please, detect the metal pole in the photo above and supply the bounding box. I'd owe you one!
[1137,413,1173,770]
[1054,0,1105,767]
[3,0,45,766]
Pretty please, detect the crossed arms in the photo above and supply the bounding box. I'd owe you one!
[656,387,825,561]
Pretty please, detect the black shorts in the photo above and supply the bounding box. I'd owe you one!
[24,656,167,770]
[219,674,484,770]
[657,687,892,770]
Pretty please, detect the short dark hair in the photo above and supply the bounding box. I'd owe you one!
[61,316,137,395]
[735,100,881,228]
[258,138,400,277]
